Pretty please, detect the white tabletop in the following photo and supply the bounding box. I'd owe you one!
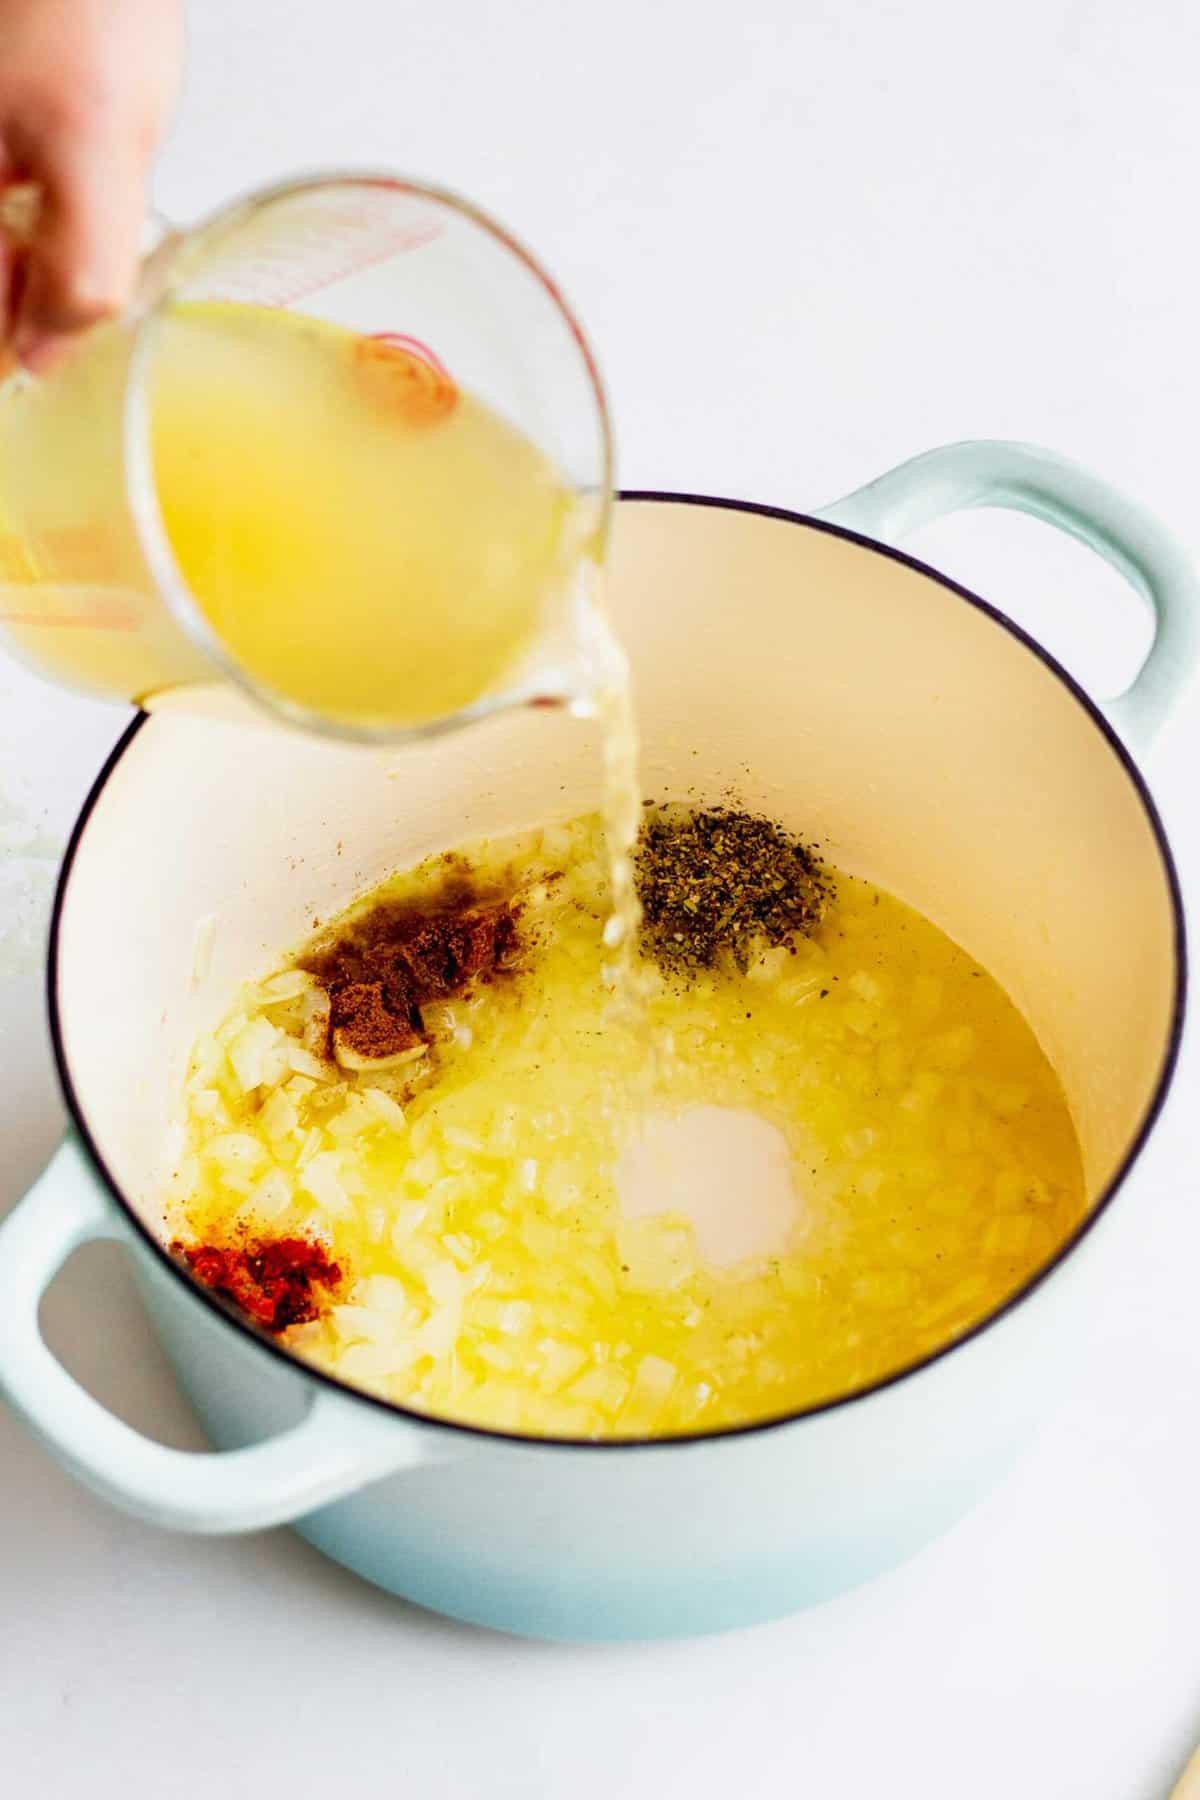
[3,1,1200,1792]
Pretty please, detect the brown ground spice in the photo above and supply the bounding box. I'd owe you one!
[300,880,521,1067]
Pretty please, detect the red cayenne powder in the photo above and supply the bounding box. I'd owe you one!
[173,1236,343,1333]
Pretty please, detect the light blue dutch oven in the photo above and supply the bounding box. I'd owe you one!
[0,441,1189,1640]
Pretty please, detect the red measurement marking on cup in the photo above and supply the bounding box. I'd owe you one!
[0,523,121,579]
[0,599,139,630]
[187,199,444,312]
[264,220,441,309]
[0,527,140,628]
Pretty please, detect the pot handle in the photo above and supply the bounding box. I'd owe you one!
[0,1138,450,1533]
[818,439,1199,756]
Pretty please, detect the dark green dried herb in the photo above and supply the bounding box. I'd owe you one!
[635,804,833,978]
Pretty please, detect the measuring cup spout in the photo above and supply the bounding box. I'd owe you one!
[491,572,618,725]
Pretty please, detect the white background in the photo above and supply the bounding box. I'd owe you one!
[2,0,1199,1793]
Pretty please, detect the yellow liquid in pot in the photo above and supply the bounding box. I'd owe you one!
[169,815,1085,1439]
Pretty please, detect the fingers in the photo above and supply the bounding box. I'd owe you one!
[0,226,14,354]
[0,0,183,374]
[0,145,17,364]
[10,132,150,371]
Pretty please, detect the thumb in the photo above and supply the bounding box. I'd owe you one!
[0,151,23,365]
[0,231,16,362]
[12,134,148,370]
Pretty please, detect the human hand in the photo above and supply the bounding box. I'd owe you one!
[0,0,184,372]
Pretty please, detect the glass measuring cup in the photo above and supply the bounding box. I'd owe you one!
[0,172,613,739]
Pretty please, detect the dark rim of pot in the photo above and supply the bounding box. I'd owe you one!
[46,492,1189,1453]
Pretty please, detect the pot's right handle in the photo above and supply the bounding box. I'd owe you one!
[0,1138,454,1533]
[819,440,1199,757]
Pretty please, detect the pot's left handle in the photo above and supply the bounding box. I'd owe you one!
[0,1138,450,1533]
[819,439,1199,757]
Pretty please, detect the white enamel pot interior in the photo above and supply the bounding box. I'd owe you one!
[2,440,1188,1641]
